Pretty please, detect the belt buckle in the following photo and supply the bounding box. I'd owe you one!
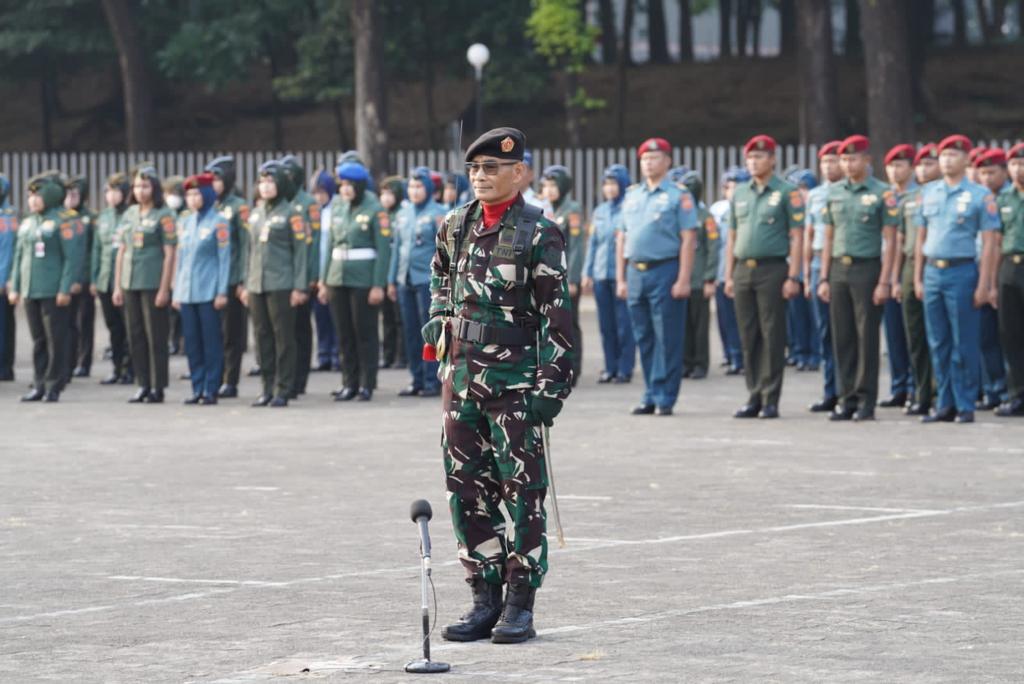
[936,259,948,269]
[745,258,757,268]
[841,255,853,265]
[635,262,648,271]
[1014,255,1023,265]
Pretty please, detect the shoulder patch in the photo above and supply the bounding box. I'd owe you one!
[705,216,719,240]
[60,223,74,240]
[160,215,176,237]
[378,211,390,233]
[789,190,803,208]
[290,215,306,239]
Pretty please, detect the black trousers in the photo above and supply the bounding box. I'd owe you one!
[124,289,170,390]
[97,291,130,377]
[570,289,582,384]
[293,298,313,393]
[329,285,379,391]
[250,290,296,398]
[998,257,1024,399]
[221,287,246,387]
[683,289,710,373]
[68,291,95,373]
[0,295,15,377]
[830,259,883,411]
[380,297,404,365]
[24,297,71,393]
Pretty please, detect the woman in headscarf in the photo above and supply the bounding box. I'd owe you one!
[91,172,133,385]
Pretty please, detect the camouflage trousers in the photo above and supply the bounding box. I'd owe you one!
[442,387,548,589]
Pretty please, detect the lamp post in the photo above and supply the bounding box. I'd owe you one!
[466,43,490,134]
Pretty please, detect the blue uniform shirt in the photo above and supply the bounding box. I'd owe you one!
[806,182,830,252]
[0,206,16,286]
[388,199,446,287]
[621,179,698,262]
[917,178,1000,259]
[583,199,623,281]
[174,209,231,303]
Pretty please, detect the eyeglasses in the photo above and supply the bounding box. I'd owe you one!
[464,160,520,176]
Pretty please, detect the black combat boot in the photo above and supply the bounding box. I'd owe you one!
[441,578,503,642]
[490,581,536,644]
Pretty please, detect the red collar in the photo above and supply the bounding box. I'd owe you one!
[481,195,519,228]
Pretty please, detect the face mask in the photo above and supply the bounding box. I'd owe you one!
[166,195,183,211]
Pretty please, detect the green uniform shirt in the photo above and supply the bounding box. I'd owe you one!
[691,205,721,289]
[75,210,97,285]
[218,194,251,286]
[323,196,391,288]
[997,185,1024,255]
[729,175,803,259]
[11,208,83,298]
[899,184,923,258]
[119,205,177,291]
[91,207,126,293]
[823,176,900,258]
[292,189,320,286]
[246,198,308,294]
[552,199,584,284]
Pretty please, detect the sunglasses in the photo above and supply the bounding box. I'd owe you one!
[465,160,519,176]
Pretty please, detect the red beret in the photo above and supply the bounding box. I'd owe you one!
[817,141,842,158]
[914,144,938,165]
[744,135,777,155]
[938,135,973,154]
[430,171,443,192]
[884,144,916,166]
[637,137,671,158]
[1008,143,1024,161]
[839,135,870,154]
[182,172,214,190]
[974,148,1007,168]
[968,146,988,163]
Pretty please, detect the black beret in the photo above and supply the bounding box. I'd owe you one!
[464,127,526,162]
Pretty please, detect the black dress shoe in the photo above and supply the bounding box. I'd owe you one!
[804,362,820,372]
[796,362,808,371]
[682,367,693,379]
[786,357,798,367]
[72,367,89,378]
[734,403,761,418]
[394,361,407,370]
[690,368,707,379]
[247,366,261,377]
[177,372,191,381]
[597,371,614,384]
[613,374,632,384]
[43,389,60,402]
[442,578,503,642]
[378,360,392,369]
[830,406,857,421]
[334,387,358,401]
[955,411,975,423]
[269,395,289,407]
[356,388,373,401]
[199,395,218,406]
[398,385,422,397]
[286,390,299,400]
[631,404,655,415]
[217,384,238,398]
[995,398,1024,417]
[128,387,151,403]
[922,407,956,423]
[100,373,120,385]
[725,365,743,376]
[314,361,332,372]
[491,582,536,644]
[420,387,441,398]
[119,372,134,385]
[656,406,673,416]
[976,397,1001,411]
[251,395,272,407]
[21,388,45,402]
[878,393,907,408]
[145,389,164,404]
[853,408,875,421]
[758,405,779,419]
[183,394,201,405]
[809,396,838,413]
[904,402,930,416]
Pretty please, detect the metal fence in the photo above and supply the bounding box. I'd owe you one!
[2,141,1020,216]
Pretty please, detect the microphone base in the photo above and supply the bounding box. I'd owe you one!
[404,659,450,674]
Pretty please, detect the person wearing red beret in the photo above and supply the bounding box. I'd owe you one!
[994,143,1024,416]
[724,135,805,419]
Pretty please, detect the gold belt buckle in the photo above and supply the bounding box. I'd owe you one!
[745,258,757,268]
[635,262,648,271]
[936,259,949,268]
[841,255,853,265]
[1014,254,1023,265]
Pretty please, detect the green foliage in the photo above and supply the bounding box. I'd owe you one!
[526,0,599,71]
[272,1,352,102]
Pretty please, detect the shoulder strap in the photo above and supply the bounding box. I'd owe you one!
[512,203,542,327]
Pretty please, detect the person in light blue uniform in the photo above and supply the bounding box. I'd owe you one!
[0,174,17,381]
[915,135,1001,423]
[583,164,635,383]
[617,137,699,416]
[784,168,820,372]
[173,173,231,405]
[388,166,447,397]
[805,142,842,412]
[710,167,746,374]
[311,169,340,371]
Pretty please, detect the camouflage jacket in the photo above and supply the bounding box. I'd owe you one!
[429,197,574,402]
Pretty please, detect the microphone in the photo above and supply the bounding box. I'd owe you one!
[405,499,450,674]
[410,499,432,570]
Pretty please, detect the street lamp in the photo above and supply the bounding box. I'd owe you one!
[466,43,490,134]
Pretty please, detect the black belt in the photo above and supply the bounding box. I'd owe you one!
[834,255,879,265]
[738,257,786,268]
[630,258,675,272]
[1004,253,1024,265]
[927,257,974,269]
[453,318,536,346]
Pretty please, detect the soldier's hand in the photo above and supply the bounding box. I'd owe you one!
[702,281,716,299]
[239,288,250,308]
[7,292,19,307]
[290,289,308,307]
[528,394,563,428]
[782,278,800,300]
[387,284,397,302]
[214,295,228,311]
[914,280,924,301]
[671,280,691,300]
[872,283,890,306]
[724,278,735,299]
[891,282,903,302]
[56,293,71,307]
[112,288,124,307]
[368,286,384,306]
[171,300,181,311]
[816,280,831,304]
[318,285,329,306]
[568,283,579,298]
[421,317,443,347]
[615,280,628,300]
[89,284,98,297]
[972,285,987,308]
[581,277,593,295]
[155,288,170,308]
[988,286,999,309]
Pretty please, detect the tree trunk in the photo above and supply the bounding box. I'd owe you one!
[844,0,862,55]
[778,0,797,57]
[647,0,670,63]
[858,0,914,173]
[351,0,389,176]
[565,70,582,147]
[599,0,618,64]
[420,2,439,148]
[678,0,694,61]
[617,0,634,143]
[719,0,733,57]
[951,0,967,48]
[264,40,285,150]
[622,0,636,65]
[331,99,351,151]
[795,0,839,144]
[907,0,934,117]
[100,0,154,151]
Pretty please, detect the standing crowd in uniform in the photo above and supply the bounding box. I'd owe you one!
[1,134,1022,421]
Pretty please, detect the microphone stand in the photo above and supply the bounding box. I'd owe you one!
[405,521,449,674]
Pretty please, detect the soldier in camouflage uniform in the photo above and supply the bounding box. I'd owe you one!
[426,128,573,645]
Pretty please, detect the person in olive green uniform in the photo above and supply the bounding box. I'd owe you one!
[91,172,133,385]
[541,165,584,384]
[280,155,320,397]
[8,172,83,402]
[113,166,178,404]
[241,161,308,407]
[378,174,406,370]
[995,142,1024,417]
[725,135,804,419]
[893,144,939,416]
[203,156,250,398]
[676,169,720,379]
[818,135,900,421]
[319,162,391,401]
[64,175,96,379]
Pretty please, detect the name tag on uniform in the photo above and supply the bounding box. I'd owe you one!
[34,241,45,258]
[133,231,144,248]
[768,191,781,207]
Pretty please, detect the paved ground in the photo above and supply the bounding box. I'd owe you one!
[1,306,1023,683]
